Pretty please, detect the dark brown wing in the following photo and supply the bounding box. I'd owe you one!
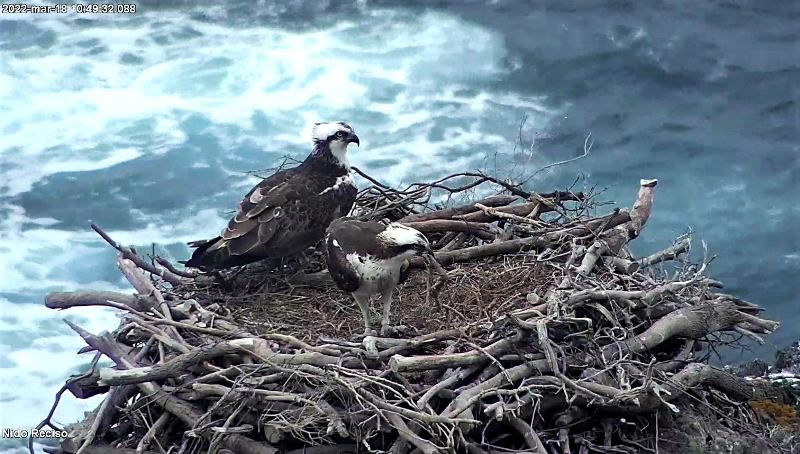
[326,218,387,255]
[221,173,301,253]
[324,230,361,293]
[186,169,324,269]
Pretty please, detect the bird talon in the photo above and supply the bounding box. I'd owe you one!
[381,324,403,337]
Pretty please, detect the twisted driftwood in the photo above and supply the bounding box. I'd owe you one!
[36,169,796,454]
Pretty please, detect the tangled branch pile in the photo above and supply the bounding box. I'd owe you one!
[39,170,797,454]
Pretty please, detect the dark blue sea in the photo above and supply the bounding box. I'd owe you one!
[0,1,798,449]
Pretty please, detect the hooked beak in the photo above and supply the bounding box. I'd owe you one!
[347,132,360,147]
[414,241,433,256]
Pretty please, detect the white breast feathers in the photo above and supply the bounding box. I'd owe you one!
[346,253,406,292]
[319,174,354,195]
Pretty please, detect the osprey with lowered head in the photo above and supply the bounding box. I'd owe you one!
[325,217,434,336]
[184,122,360,270]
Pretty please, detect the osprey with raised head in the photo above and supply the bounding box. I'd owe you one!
[184,122,360,270]
[325,218,434,336]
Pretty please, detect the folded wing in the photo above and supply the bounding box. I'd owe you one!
[185,170,319,269]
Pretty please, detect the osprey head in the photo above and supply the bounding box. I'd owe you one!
[311,121,360,167]
[379,223,432,257]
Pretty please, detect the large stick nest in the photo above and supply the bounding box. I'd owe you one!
[38,169,799,454]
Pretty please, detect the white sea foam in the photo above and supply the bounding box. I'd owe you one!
[0,7,554,197]
[0,300,120,429]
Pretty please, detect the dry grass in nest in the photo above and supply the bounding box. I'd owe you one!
[216,254,558,341]
[751,400,800,431]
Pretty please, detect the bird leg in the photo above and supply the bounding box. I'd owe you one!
[378,290,394,336]
[352,292,373,336]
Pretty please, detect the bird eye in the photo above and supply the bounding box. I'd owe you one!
[336,131,346,138]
